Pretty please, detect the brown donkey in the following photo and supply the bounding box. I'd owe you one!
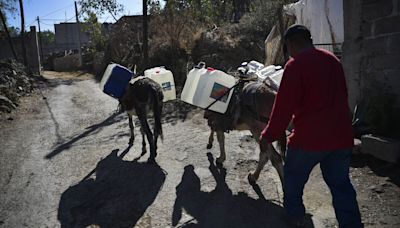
[205,81,286,185]
[119,77,164,163]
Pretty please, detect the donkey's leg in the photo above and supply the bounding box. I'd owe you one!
[271,135,287,189]
[153,110,161,154]
[248,139,270,184]
[128,114,135,145]
[207,130,214,149]
[153,101,163,152]
[215,131,226,165]
[270,144,284,190]
[137,109,156,162]
[140,127,147,156]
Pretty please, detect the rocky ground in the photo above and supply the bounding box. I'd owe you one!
[0,59,39,113]
[0,71,399,228]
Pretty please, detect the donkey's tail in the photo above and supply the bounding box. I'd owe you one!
[152,89,164,141]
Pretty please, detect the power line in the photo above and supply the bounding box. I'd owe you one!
[66,15,76,22]
[27,19,37,27]
[39,21,55,26]
[23,4,74,30]
[31,14,76,30]
[40,18,71,21]
[41,3,74,18]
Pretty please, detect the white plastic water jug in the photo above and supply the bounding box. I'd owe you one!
[256,65,276,82]
[181,67,236,114]
[181,66,207,104]
[144,67,176,102]
[247,60,265,73]
[265,69,284,91]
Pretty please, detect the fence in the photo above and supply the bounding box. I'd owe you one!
[314,43,343,59]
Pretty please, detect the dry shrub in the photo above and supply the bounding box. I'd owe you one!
[148,9,209,85]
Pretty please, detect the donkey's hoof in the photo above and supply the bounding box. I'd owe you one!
[247,173,257,184]
[216,157,225,166]
[206,144,213,149]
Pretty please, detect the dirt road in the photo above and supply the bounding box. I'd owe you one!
[0,72,399,227]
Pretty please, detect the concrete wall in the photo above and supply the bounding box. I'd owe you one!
[343,0,400,137]
[0,26,41,74]
[26,26,41,74]
[54,23,89,50]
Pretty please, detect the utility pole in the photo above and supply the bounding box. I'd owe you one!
[37,16,44,66]
[74,1,82,66]
[18,0,28,66]
[142,0,148,68]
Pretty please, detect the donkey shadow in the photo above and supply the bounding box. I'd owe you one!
[58,147,166,228]
[172,153,314,228]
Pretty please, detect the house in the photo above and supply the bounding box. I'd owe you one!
[54,22,90,51]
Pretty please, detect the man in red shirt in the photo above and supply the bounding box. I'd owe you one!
[260,25,363,228]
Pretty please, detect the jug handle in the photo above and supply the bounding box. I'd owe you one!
[195,62,206,69]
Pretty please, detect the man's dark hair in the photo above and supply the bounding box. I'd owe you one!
[284,24,312,44]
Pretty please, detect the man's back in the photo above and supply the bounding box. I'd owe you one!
[286,48,353,151]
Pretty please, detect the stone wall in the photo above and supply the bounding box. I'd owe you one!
[343,0,400,138]
[53,54,81,72]
[0,26,41,75]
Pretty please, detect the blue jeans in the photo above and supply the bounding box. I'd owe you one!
[284,148,363,228]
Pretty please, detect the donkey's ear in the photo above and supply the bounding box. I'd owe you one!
[133,65,137,75]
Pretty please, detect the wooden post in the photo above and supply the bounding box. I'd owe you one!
[37,16,44,65]
[18,0,28,66]
[142,0,148,68]
[74,1,82,66]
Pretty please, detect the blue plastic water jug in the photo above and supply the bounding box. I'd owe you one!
[100,63,133,99]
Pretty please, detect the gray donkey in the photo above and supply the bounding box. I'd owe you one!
[119,77,164,163]
[205,80,286,186]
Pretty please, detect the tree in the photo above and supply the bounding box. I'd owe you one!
[81,12,106,51]
[0,0,18,60]
[232,0,251,23]
[40,30,55,45]
[78,0,123,21]
[143,0,148,68]
[18,0,27,66]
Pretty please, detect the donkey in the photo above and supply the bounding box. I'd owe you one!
[205,80,286,185]
[119,76,164,163]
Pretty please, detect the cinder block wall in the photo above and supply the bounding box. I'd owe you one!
[343,0,400,138]
[0,26,41,75]
[26,26,41,75]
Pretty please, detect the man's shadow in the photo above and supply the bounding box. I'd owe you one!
[172,153,314,228]
[58,147,166,227]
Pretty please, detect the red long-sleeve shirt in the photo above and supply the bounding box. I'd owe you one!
[261,48,354,151]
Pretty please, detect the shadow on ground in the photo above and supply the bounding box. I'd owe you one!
[162,98,199,125]
[45,99,198,160]
[172,153,314,228]
[45,112,124,159]
[351,154,400,187]
[58,147,166,227]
